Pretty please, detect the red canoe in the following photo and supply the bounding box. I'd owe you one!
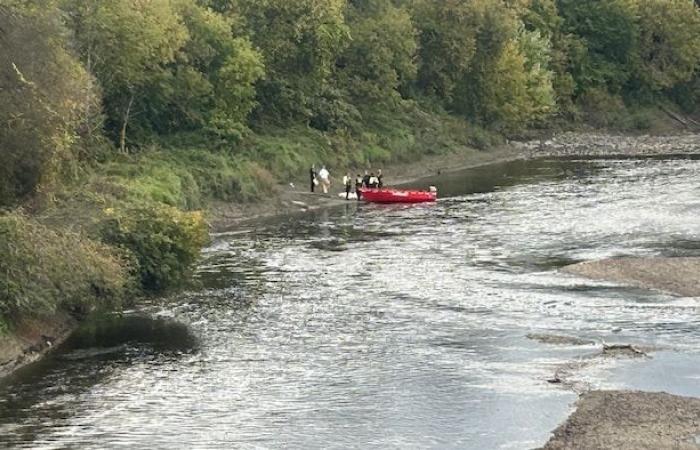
[360,187,437,203]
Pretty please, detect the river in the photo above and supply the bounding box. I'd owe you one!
[1,156,699,449]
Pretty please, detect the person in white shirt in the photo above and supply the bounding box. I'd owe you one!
[318,165,330,194]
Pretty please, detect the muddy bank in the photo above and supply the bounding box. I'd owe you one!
[540,390,700,449]
[564,257,700,297]
[0,313,77,380]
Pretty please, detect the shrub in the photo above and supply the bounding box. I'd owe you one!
[99,203,208,292]
[0,212,130,326]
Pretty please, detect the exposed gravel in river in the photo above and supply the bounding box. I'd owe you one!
[563,257,700,297]
[540,390,700,450]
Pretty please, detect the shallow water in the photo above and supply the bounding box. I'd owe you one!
[1,156,699,449]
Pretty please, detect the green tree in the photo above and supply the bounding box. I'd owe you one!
[557,0,639,93]
[339,2,417,103]
[522,0,582,116]
[461,27,556,130]
[62,0,188,152]
[235,0,350,123]
[143,1,264,140]
[413,0,482,101]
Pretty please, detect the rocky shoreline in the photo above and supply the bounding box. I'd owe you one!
[514,131,700,158]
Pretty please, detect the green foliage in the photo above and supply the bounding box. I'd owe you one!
[340,3,417,103]
[413,0,481,100]
[62,0,189,150]
[670,75,700,114]
[99,204,208,292]
[466,27,556,130]
[0,212,130,324]
[636,0,700,91]
[236,0,350,122]
[558,0,640,93]
[151,1,264,138]
[0,2,91,206]
[576,87,631,128]
[96,147,276,206]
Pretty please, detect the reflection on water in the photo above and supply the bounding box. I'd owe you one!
[0,316,196,447]
[1,156,699,449]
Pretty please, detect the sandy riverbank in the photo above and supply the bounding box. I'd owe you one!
[563,257,700,297]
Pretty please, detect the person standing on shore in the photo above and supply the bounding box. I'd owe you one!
[318,165,330,194]
[310,164,317,192]
[355,173,363,200]
[343,173,352,200]
[377,169,384,188]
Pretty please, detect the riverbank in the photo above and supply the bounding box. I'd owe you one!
[208,145,522,229]
[540,390,700,449]
[0,313,77,380]
[2,130,699,384]
[514,131,700,158]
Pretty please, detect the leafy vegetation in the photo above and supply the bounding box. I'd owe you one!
[99,205,208,292]
[0,212,130,328]
[1,0,699,326]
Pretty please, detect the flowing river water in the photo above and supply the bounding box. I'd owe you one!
[1,156,699,449]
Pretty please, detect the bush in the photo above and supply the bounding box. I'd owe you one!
[0,212,130,326]
[99,203,208,292]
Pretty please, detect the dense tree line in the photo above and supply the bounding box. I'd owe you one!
[2,0,700,206]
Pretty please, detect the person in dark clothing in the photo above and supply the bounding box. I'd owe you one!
[355,173,363,200]
[377,169,384,188]
[310,164,317,192]
[362,170,370,188]
[343,173,352,200]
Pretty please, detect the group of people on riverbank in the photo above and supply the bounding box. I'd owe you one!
[309,165,384,200]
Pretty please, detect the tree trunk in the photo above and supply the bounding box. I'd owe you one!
[85,48,92,138]
[119,92,134,154]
